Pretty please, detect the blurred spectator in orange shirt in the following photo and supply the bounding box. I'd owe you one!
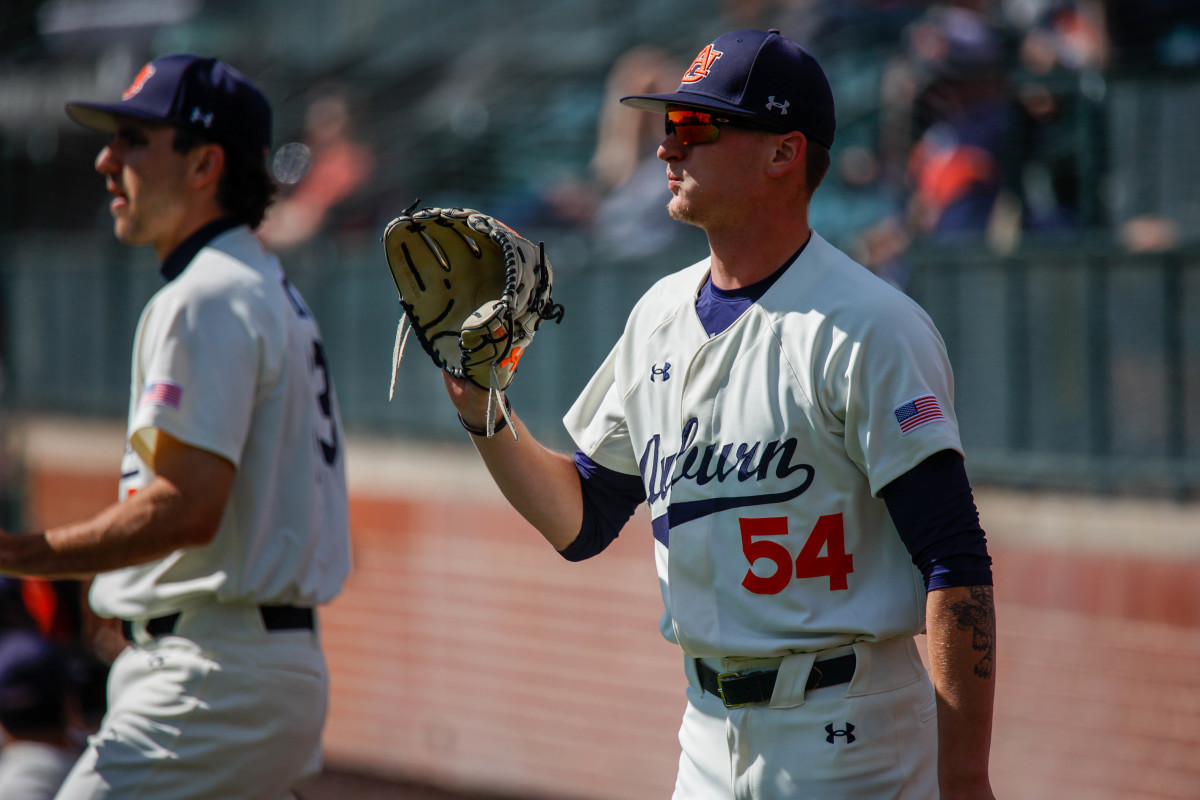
[258,84,374,251]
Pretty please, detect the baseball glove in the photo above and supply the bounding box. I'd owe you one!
[383,204,564,438]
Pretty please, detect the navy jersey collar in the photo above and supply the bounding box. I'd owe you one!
[696,234,811,337]
[160,217,241,282]
[710,233,811,301]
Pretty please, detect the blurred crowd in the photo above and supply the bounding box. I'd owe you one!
[257,82,376,253]
[489,0,1200,287]
[0,577,110,799]
[5,0,1200,281]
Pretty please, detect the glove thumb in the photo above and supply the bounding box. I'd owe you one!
[461,300,516,389]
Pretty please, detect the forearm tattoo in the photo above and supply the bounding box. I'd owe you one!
[949,586,996,679]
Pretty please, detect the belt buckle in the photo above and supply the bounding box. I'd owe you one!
[715,671,746,709]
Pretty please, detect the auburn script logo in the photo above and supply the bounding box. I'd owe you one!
[681,44,723,84]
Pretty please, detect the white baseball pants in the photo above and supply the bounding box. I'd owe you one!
[54,604,327,800]
[673,638,938,799]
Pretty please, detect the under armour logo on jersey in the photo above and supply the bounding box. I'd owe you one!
[765,96,790,115]
[190,107,215,128]
[650,362,671,382]
[825,723,856,744]
[681,44,723,84]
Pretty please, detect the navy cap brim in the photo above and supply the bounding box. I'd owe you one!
[620,91,802,140]
[622,90,833,147]
[620,92,753,117]
[65,102,170,134]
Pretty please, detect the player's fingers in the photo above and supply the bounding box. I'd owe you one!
[442,370,491,417]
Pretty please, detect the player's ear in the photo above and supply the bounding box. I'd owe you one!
[188,143,226,192]
[765,131,807,179]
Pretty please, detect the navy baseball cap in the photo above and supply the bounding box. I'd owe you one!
[66,54,272,157]
[621,29,836,149]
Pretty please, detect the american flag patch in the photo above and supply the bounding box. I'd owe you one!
[893,394,944,434]
[141,380,183,410]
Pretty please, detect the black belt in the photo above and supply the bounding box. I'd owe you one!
[696,653,856,708]
[121,605,314,642]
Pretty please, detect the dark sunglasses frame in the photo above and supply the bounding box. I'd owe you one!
[664,109,787,146]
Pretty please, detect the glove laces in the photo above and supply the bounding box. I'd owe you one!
[485,367,518,441]
[389,315,412,402]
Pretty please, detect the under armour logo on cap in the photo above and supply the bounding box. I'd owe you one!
[765,96,790,114]
[190,107,215,128]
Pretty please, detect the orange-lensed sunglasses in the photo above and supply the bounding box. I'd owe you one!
[664,109,783,146]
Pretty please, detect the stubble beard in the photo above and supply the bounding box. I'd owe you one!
[667,195,703,229]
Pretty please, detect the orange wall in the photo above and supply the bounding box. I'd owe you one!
[20,424,1200,800]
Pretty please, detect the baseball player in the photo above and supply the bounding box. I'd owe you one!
[0,55,351,799]
[443,29,996,799]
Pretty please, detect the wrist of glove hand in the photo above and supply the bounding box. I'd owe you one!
[458,394,512,437]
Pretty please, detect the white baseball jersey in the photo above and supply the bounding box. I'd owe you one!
[564,231,962,659]
[90,226,351,620]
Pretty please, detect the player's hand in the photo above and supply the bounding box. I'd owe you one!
[442,370,493,432]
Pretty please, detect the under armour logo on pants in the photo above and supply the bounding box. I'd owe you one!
[825,722,856,743]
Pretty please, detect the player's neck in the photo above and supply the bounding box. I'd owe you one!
[707,221,811,291]
[153,196,226,262]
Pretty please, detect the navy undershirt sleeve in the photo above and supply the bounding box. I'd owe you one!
[880,449,993,591]
[559,452,647,562]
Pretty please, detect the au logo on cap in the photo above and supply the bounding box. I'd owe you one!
[122,63,157,100]
[681,44,723,84]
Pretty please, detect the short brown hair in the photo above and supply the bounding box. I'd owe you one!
[173,128,277,229]
[806,140,831,196]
